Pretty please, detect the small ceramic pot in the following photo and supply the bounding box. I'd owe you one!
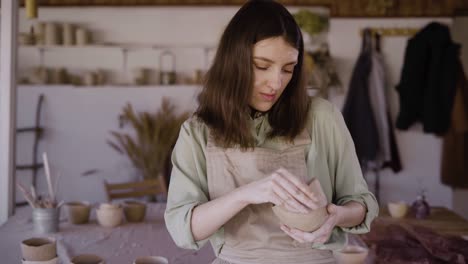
[388,201,408,218]
[44,22,59,45]
[123,201,147,223]
[333,245,369,264]
[22,256,58,264]
[34,22,46,45]
[96,204,123,227]
[75,27,89,45]
[21,237,56,261]
[62,23,75,46]
[64,201,91,224]
[133,256,168,264]
[70,254,104,264]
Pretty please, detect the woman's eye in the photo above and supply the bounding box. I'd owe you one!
[282,68,294,73]
[254,65,268,70]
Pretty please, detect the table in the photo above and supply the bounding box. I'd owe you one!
[359,206,468,263]
[0,203,215,264]
[378,206,468,236]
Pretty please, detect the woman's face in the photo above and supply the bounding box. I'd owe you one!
[249,36,298,112]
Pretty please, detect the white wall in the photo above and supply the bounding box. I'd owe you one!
[16,85,200,203]
[15,7,466,215]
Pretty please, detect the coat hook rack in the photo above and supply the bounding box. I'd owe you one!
[360,27,419,37]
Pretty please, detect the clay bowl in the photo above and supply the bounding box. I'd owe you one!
[64,201,91,224]
[123,200,147,223]
[272,205,328,232]
[70,254,104,264]
[333,245,369,264]
[272,178,328,232]
[387,201,408,218]
[21,237,56,261]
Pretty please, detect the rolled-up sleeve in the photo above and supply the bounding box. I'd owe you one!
[331,106,379,234]
[164,119,210,250]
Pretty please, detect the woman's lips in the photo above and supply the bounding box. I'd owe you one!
[260,93,276,102]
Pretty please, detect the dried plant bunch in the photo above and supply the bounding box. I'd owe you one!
[108,98,189,180]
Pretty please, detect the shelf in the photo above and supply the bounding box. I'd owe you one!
[18,84,203,89]
[19,43,217,51]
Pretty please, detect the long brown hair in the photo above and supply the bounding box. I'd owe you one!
[196,0,310,149]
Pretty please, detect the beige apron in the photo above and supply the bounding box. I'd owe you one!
[206,129,335,264]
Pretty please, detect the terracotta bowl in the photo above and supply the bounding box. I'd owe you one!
[21,237,56,261]
[133,256,168,264]
[96,206,123,228]
[64,201,91,224]
[388,201,408,218]
[333,245,369,264]
[272,178,329,232]
[123,200,147,223]
[272,205,328,232]
[70,254,104,264]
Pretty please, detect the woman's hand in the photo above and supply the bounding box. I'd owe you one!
[280,203,340,243]
[238,167,319,214]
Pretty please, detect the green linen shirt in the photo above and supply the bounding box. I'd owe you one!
[164,97,379,256]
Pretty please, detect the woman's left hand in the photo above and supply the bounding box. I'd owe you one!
[280,203,340,244]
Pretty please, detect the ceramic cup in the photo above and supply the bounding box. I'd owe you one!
[333,245,369,264]
[272,178,328,232]
[22,256,58,264]
[133,256,168,264]
[123,200,147,222]
[96,203,123,227]
[70,254,104,264]
[388,201,409,218]
[64,201,91,224]
[21,237,56,261]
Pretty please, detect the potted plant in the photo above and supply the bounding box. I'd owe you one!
[107,98,189,187]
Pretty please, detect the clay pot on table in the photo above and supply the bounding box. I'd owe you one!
[123,200,147,223]
[21,237,56,262]
[64,201,91,224]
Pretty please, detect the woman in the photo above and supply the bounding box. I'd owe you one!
[164,1,378,263]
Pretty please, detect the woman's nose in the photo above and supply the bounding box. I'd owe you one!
[267,71,282,90]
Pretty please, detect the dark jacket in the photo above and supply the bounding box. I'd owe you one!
[342,32,379,166]
[396,22,460,135]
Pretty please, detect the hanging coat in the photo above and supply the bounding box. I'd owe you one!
[342,30,379,168]
[395,22,460,135]
[368,34,402,173]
